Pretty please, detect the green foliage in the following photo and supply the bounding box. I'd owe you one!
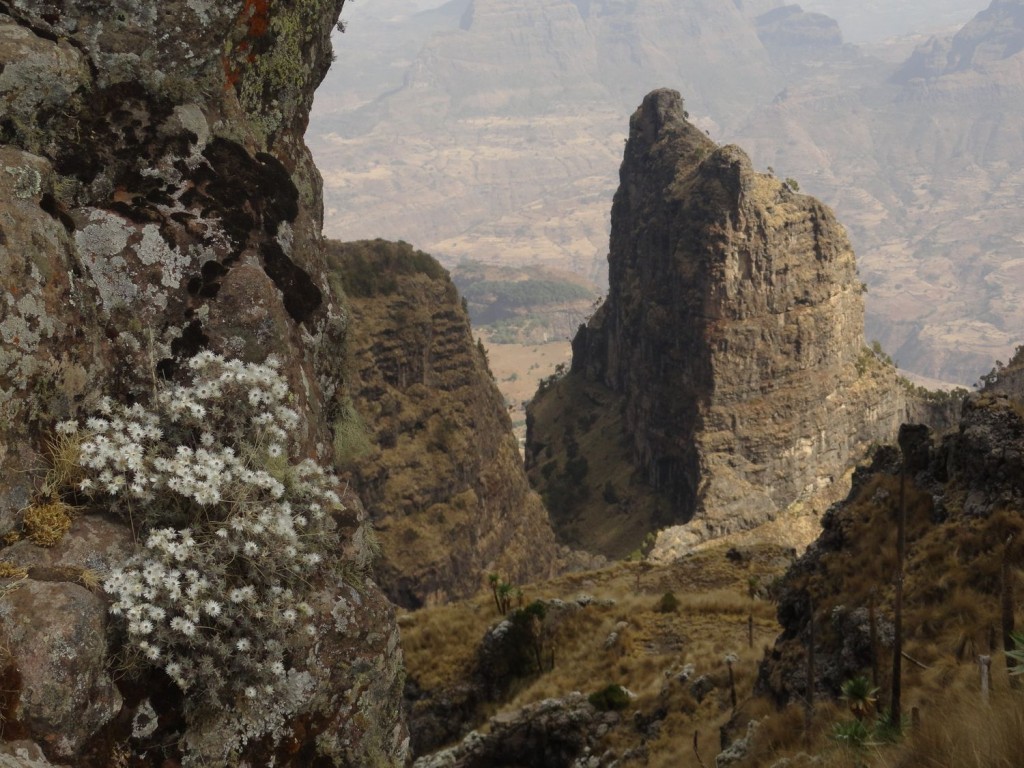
[832,709,904,748]
[328,239,449,298]
[1007,630,1024,675]
[655,591,680,613]
[784,177,800,191]
[485,601,550,683]
[840,675,879,720]
[333,397,372,468]
[588,683,631,711]
[535,362,568,398]
[488,573,520,616]
[832,717,871,747]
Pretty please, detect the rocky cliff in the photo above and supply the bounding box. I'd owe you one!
[526,89,909,559]
[758,378,1024,709]
[325,239,560,608]
[0,2,405,765]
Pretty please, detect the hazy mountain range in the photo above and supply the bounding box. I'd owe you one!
[308,0,1019,384]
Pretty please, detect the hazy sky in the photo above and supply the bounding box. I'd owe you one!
[338,0,987,44]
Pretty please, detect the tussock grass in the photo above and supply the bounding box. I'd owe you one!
[402,541,793,763]
[22,501,74,547]
[400,598,493,691]
[887,692,1024,768]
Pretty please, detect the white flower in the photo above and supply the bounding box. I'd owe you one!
[236,638,251,652]
[55,420,78,435]
[170,617,196,637]
[203,600,222,617]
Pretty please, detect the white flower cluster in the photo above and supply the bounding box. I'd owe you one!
[65,352,345,754]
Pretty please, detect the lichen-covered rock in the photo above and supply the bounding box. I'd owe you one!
[526,89,910,558]
[326,239,559,608]
[0,741,66,768]
[0,1,407,764]
[0,580,121,759]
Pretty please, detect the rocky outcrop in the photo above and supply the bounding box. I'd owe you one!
[758,380,1024,705]
[412,692,617,768]
[326,239,559,607]
[0,2,405,765]
[526,89,909,558]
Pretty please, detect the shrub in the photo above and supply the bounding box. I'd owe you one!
[58,352,349,761]
[655,591,680,613]
[588,683,631,711]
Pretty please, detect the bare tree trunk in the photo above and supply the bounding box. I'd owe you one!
[869,589,880,689]
[979,655,991,704]
[693,731,709,768]
[890,468,906,730]
[805,593,815,732]
[1002,535,1018,688]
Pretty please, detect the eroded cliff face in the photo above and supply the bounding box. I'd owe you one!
[527,89,908,559]
[0,2,406,765]
[326,239,560,608]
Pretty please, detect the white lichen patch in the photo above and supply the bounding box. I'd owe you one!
[132,699,159,740]
[4,165,41,199]
[137,223,189,289]
[1,293,51,354]
[74,210,194,314]
[185,0,215,25]
[331,595,351,633]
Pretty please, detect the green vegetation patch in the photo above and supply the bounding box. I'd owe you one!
[327,239,449,298]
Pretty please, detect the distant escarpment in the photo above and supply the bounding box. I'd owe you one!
[327,239,560,608]
[0,2,406,765]
[526,89,914,560]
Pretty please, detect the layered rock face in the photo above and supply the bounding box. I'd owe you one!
[326,239,559,608]
[0,2,405,765]
[527,89,907,558]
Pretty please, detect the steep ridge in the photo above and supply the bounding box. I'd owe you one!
[326,239,561,608]
[0,2,405,765]
[526,89,910,560]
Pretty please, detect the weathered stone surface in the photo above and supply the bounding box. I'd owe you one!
[527,89,909,558]
[412,692,612,768]
[0,741,65,768]
[0,581,121,758]
[327,239,559,607]
[0,1,407,764]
